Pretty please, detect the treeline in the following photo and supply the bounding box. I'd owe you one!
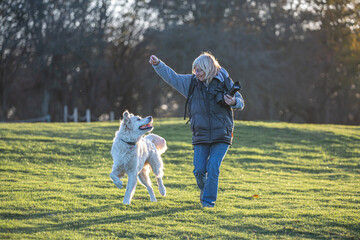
[1,0,359,124]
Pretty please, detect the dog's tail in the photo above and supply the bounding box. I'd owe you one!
[146,134,167,155]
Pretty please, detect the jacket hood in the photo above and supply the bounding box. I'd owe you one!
[214,68,229,82]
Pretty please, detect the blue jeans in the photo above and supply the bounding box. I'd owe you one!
[193,143,229,207]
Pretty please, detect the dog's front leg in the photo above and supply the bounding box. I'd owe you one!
[123,173,138,204]
[110,168,124,189]
[148,154,166,197]
[138,166,157,202]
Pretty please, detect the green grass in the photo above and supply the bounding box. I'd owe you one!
[0,119,359,239]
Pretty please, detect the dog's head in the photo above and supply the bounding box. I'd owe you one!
[120,110,153,138]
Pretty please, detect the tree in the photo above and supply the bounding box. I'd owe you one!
[139,0,360,124]
[1,0,358,124]
[0,0,112,121]
[0,0,29,120]
[279,0,360,124]
[140,0,303,120]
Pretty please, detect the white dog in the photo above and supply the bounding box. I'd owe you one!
[110,111,167,204]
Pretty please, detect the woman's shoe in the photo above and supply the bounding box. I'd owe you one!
[202,203,214,208]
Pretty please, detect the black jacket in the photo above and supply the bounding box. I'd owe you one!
[188,78,234,145]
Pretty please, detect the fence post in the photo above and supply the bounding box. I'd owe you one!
[86,109,91,123]
[110,111,114,121]
[64,105,68,123]
[74,108,78,122]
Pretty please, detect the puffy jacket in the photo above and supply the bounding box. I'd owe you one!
[188,77,234,144]
[152,60,244,145]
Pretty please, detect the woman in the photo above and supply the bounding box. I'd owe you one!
[149,52,244,207]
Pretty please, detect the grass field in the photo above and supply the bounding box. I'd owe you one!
[0,119,359,239]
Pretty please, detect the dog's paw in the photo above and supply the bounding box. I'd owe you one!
[159,186,166,196]
[114,181,123,189]
[110,173,123,189]
[150,197,157,202]
[123,200,131,204]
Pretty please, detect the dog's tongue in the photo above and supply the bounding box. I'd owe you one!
[142,124,151,128]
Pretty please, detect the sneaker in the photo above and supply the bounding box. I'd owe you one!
[202,203,214,208]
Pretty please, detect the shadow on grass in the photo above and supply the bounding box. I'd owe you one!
[1,204,196,234]
[231,124,360,175]
[220,216,357,239]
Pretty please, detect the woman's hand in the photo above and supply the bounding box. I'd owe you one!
[224,94,236,106]
[149,55,160,65]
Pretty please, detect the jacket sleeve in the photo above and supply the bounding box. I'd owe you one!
[220,68,244,110]
[232,92,245,110]
[152,60,193,98]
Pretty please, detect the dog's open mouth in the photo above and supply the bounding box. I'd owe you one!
[139,123,153,130]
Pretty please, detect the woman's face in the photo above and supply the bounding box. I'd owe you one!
[194,66,205,82]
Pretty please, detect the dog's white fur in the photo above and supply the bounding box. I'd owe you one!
[110,111,167,204]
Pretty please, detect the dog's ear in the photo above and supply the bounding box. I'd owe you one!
[122,110,131,125]
[123,110,130,119]
[120,110,130,124]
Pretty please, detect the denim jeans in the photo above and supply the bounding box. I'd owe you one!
[193,143,229,207]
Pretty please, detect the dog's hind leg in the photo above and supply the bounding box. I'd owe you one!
[148,154,166,197]
[123,172,138,204]
[156,177,166,197]
[110,166,125,189]
[138,164,157,202]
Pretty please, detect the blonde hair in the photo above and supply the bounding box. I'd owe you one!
[192,52,221,84]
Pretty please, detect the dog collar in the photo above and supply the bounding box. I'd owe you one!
[121,139,137,146]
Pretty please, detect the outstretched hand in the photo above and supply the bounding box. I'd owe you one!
[149,55,160,66]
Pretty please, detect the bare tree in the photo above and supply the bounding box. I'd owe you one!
[0,0,112,121]
[1,0,358,124]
